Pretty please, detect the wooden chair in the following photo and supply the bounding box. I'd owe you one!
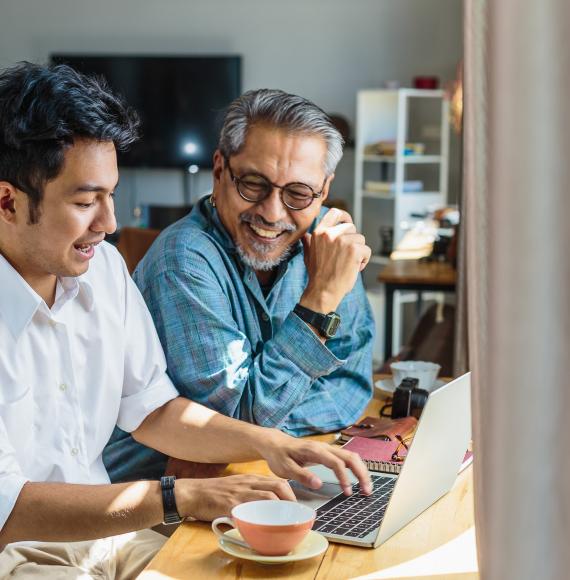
[117,227,161,274]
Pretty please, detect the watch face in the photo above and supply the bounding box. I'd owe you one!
[324,313,341,338]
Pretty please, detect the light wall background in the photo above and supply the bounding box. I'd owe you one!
[0,0,462,228]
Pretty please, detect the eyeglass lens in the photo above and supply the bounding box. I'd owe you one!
[237,174,315,210]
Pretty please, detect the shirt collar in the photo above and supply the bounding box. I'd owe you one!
[75,271,95,312]
[0,253,43,340]
[0,253,95,340]
[199,195,238,252]
[51,274,95,315]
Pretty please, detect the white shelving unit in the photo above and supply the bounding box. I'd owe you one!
[354,89,450,263]
[355,89,450,363]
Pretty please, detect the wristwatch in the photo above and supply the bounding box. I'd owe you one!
[160,475,183,525]
[293,303,341,339]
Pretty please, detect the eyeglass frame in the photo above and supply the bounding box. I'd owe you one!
[224,157,327,211]
[391,434,413,462]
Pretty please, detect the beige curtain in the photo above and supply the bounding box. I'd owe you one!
[464,0,570,578]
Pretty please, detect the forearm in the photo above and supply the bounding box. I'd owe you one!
[0,474,293,547]
[133,395,374,500]
[0,480,163,547]
[284,372,372,435]
[162,315,342,432]
[282,299,375,434]
[133,396,280,463]
[236,314,345,427]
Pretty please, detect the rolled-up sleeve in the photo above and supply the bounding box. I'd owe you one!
[117,261,179,433]
[273,311,344,378]
[0,418,29,531]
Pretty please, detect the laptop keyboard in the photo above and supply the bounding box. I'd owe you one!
[313,474,396,539]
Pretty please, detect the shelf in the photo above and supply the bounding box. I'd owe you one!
[363,154,395,162]
[362,190,441,199]
[363,154,442,164]
[399,88,445,99]
[354,88,449,254]
[403,155,442,164]
[401,190,441,195]
[362,190,395,200]
[358,88,445,99]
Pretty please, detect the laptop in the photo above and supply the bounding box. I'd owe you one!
[291,372,471,548]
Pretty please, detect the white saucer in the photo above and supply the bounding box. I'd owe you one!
[374,378,445,394]
[218,529,328,564]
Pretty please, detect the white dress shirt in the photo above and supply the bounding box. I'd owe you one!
[0,242,179,530]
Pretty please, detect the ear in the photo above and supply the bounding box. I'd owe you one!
[320,173,334,204]
[0,182,18,225]
[212,150,225,184]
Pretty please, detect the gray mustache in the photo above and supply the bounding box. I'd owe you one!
[239,213,297,232]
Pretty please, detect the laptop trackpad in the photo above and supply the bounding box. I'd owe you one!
[290,480,343,510]
[290,465,357,510]
[307,464,359,485]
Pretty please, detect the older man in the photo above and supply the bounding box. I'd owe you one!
[0,65,370,578]
[105,89,375,483]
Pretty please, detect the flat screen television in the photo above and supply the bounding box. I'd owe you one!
[51,54,242,169]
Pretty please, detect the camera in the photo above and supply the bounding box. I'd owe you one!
[391,377,429,419]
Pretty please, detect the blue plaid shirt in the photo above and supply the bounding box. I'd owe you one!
[104,196,374,482]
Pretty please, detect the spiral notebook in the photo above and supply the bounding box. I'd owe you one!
[343,436,473,475]
[342,436,406,474]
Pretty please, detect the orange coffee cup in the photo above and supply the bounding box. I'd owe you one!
[212,500,315,556]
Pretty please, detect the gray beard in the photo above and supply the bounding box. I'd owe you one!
[236,212,297,272]
[236,242,292,272]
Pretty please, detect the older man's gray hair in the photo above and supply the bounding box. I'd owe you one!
[218,89,344,176]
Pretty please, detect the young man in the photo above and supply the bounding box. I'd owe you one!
[105,89,374,483]
[0,63,370,577]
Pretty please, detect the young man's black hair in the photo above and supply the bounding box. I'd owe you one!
[0,61,139,223]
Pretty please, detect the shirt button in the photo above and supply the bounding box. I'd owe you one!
[261,313,269,321]
[49,319,57,327]
[71,448,79,456]
[59,383,67,392]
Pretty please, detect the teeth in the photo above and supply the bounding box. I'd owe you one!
[249,225,281,239]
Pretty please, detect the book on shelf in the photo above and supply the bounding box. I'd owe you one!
[364,180,424,193]
[364,141,426,156]
[342,436,474,475]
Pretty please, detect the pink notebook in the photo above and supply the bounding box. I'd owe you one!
[343,436,473,475]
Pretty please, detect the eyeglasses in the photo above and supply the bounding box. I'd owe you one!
[225,158,326,211]
[391,435,413,462]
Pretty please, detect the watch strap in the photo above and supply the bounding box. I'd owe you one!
[294,303,327,327]
[160,475,182,525]
[293,304,341,338]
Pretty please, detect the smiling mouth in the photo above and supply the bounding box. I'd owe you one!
[73,241,102,256]
[247,223,287,240]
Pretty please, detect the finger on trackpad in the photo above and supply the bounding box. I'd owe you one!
[307,464,358,485]
[289,479,342,509]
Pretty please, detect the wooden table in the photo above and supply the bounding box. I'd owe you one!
[378,260,457,361]
[140,383,476,579]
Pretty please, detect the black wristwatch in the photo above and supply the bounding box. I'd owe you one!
[293,303,341,339]
[160,475,182,525]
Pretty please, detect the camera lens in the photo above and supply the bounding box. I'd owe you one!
[391,377,429,419]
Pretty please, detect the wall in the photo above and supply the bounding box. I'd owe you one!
[0,0,462,227]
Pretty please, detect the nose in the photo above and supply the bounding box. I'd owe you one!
[255,187,288,224]
[91,195,117,235]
